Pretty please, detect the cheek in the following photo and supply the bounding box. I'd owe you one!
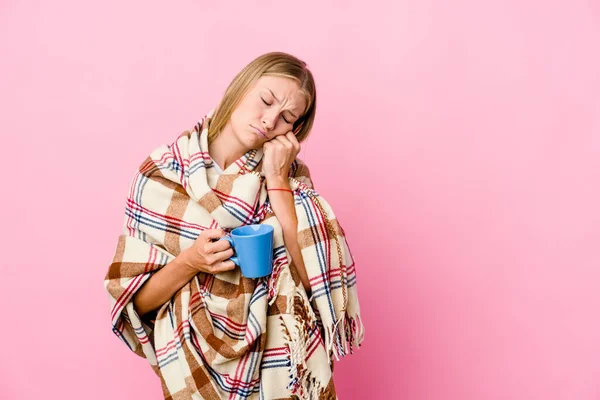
[230,109,247,130]
[232,103,254,124]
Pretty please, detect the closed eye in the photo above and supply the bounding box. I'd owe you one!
[261,97,271,106]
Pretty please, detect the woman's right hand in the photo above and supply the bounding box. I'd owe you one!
[179,229,236,274]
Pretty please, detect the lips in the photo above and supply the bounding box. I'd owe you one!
[251,125,268,139]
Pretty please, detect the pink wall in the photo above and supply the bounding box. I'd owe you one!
[2,0,599,398]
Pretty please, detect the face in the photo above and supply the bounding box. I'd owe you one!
[228,75,307,150]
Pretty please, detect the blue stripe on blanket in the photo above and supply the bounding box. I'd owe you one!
[157,331,190,369]
[309,275,357,299]
[188,160,208,175]
[244,285,269,382]
[204,361,261,397]
[125,209,199,240]
[130,173,151,234]
[272,246,287,258]
[260,360,291,369]
[112,327,134,351]
[297,193,336,319]
[221,202,254,224]
[212,319,246,341]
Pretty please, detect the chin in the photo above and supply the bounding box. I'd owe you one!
[237,126,263,150]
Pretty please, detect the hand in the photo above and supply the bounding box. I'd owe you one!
[262,131,301,183]
[179,229,236,274]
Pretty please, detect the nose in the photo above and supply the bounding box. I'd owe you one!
[261,109,277,131]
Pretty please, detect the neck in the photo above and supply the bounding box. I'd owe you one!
[208,123,249,171]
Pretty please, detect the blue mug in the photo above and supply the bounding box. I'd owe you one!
[220,224,274,278]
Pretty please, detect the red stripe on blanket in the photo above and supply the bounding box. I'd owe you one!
[189,329,261,389]
[111,246,158,321]
[126,198,209,231]
[208,311,248,332]
[308,263,356,285]
[211,188,255,215]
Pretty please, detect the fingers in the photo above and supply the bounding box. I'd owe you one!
[188,229,238,274]
[276,131,299,147]
[202,247,236,273]
[201,229,235,264]
[209,246,235,263]
[200,229,227,242]
[285,130,300,144]
[273,133,300,154]
[212,260,236,273]
[197,229,229,258]
[206,236,232,253]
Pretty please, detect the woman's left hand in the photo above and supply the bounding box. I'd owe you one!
[262,131,300,184]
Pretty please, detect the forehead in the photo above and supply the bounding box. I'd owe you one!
[254,76,307,113]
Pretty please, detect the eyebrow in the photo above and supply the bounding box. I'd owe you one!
[267,89,298,118]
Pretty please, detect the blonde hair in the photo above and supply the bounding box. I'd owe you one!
[208,52,317,144]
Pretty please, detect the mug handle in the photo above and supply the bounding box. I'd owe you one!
[219,236,239,265]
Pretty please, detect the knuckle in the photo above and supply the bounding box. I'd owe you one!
[200,244,209,256]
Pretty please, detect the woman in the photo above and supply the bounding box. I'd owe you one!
[104,52,364,400]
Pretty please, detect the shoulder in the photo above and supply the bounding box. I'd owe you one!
[131,124,198,185]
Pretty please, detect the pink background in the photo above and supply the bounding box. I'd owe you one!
[2,0,600,399]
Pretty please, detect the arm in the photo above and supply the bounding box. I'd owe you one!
[133,229,235,316]
[262,131,313,294]
[266,177,311,293]
[133,255,197,316]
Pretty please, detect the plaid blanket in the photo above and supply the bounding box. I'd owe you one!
[104,112,364,399]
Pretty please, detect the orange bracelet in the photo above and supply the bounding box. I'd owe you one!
[267,188,294,193]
